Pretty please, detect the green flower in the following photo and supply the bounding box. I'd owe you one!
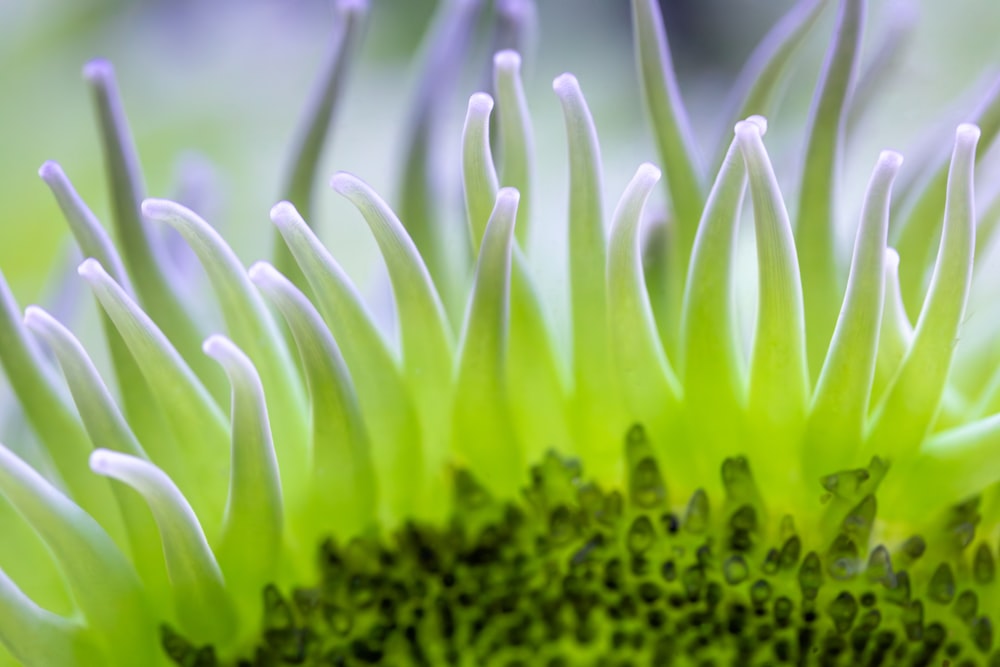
[1,0,999,664]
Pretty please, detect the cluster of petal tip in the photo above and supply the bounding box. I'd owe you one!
[1,0,1000,664]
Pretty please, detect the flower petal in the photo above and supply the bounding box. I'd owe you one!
[866,125,979,458]
[273,0,368,286]
[77,258,228,531]
[83,60,208,385]
[806,150,902,476]
[270,202,426,516]
[0,444,154,664]
[143,199,309,490]
[249,261,377,536]
[89,449,236,645]
[203,335,284,595]
[454,188,520,495]
[796,0,864,377]
[493,50,535,249]
[607,163,681,443]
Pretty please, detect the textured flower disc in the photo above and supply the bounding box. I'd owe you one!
[165,431,998,666]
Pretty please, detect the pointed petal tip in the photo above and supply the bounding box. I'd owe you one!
[734,118,764,143]
[878,150,905,171]
[744,115,768,136]
[88,448,115,474]
[247,261,275,285]
[468,92,495,116]
[552,72,580,98]
[77,257,104,279]
[37,160,62,182]
[21,305,49,332]
[82,59,113,84]
[494,49,522,71]
[269,200,300,227]
[329,171,361,195]
[886,247,900,270]
[140,197,183,221]
[636,162,662,185]
[957,123,982,147]
[497,186,521,208]
[201,334,231,359]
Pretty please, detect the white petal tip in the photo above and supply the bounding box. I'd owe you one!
[497,187,521,206]
[329,172,360,194]
[745,115,768,136]
[878,150,904,171]
[885,247,901,270]
[37,161,62,182]
[22,305,48,328]
[82,59,113,84]
[636,162,662,184]
[77,258,104,279]
[247,261,279,285]
[956,123,982,147]
[552,73,580,97]
[494,50,522,71]
[269,200,299,226]
[468,92,494,116]
[140,198,179,221]
[88,449,114,474]
[201,334,230,358]
[734,119,763,142]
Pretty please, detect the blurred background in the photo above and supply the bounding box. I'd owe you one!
[1,0,999,310]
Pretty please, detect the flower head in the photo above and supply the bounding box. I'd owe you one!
[1,0,1000,664]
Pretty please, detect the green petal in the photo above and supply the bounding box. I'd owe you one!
[77,259,228,532]
[453,188,521,495]
[462,82,569,460]
[270,202,425,518]
[82,60,211,393]
[630,0,703,233]
[39,161,187,483]
[203,335,283,598]
[23,307,170,604]
[89,449,236,645]
[681,118,762,432]
[869,248,911,409]
[397,0,484,322]
[248,261,377,539]
[493,50,535,249]
[896,415,1000,514]
[607,163,681,445]
[461,92,499,253]
[0,444,154,665]
[0,569,102,667]
[330,174,454,472]
[273,0,368,287]
[736,120,809,469]
[630,0,704,359]
[796,0,864,378]
[893,75,1000,310]
[554,73,625,465]
[143,199,308,491]
[805,150,902,477]
[866,124,979,459]
[38,161,134,294]
[0,272,122,540]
